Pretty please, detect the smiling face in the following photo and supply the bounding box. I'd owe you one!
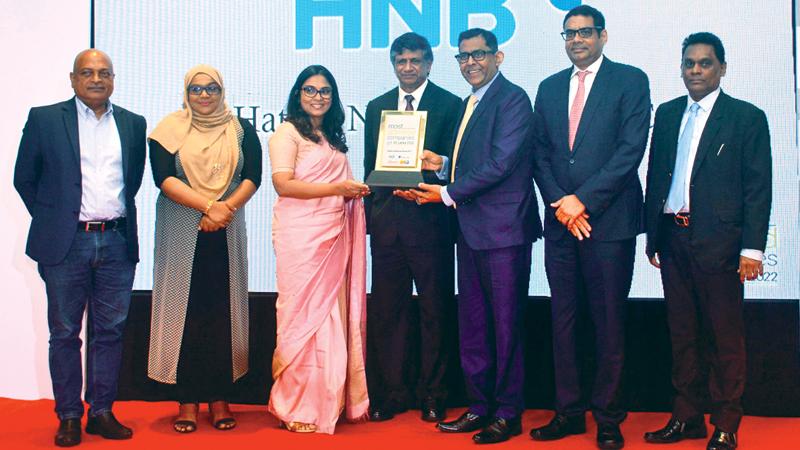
[393,49,432,93]
[186,73,222,116]
[458,35,503,90]
[681,43,726,102]
[70,50,115,111]
[563,14,606,70]
[300,74,332,124]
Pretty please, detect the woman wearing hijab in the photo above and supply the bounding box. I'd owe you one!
[147,65,261,433]
[267,65,370,434]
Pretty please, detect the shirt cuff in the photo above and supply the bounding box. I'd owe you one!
[435,156,450,181]
[740,248,764,261]
[441,186,455,207]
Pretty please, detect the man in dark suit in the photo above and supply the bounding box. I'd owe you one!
[413,28,541,444]
[14,49,146,447]
[363,32,461,423]
[529,5,651,449]
[643,32,771,450]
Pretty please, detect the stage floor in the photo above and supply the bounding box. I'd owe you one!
[1,398,798,449]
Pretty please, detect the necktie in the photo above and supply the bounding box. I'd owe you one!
[450,95,477,182]
[568,70,591,150]
[666,102,701,213]
[404,94,414,111]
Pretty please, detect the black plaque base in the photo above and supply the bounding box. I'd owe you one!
[366,170,425,188]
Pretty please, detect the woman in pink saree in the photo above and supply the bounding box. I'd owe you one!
[268,65,371,434]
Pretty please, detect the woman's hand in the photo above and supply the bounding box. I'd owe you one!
[206,201,235,226]
[337,180,370,199]
[198,215,224,232]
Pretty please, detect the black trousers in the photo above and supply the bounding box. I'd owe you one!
[367,238,454,407]
[659,217,745,432]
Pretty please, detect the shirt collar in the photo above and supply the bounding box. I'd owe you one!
[472,71,501,102]
[398,78,429,105]
[686,86,721,113]
[571,54,604,77]
[75,96,114,120]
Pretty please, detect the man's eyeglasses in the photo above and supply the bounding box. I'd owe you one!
[187,85,222,96]
[561,27,603,41]
[77,69,114,80]
[454,49,496,64]
[301,86,333,99]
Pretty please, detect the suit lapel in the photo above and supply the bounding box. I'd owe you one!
[572,58,611,153]
[555,68,572,152]
[690,92,727,181]
[416,82,435,111]
[113,106,130,184]
[62,100,80,165]
[458,73,506,145]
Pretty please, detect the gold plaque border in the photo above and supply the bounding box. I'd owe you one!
[375,110,428,172]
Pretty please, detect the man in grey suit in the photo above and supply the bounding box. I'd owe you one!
[14,49,146,447]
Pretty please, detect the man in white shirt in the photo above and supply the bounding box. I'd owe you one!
[643,32,771,450]
[14,49,147,447]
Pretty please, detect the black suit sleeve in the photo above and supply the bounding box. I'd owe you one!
[741,108,772,251]
[127,114,148,198]
[13,108,43,214]
[644,104,665,258]
[531,88,568,204]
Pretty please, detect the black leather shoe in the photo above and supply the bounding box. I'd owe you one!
[707,428,737,450]
[85,412,132,440]
[437,412,488,433]
[55,418,81,447]
[597,423,624,450]
[530,414,586,441]
[472,416,522,444]
[369,401,407,422]
[644,416,707,443]
[420,397,446,422]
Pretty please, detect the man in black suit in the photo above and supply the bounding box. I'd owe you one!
[363,32,461,423]
[643,32,771,450]
[14,49,146,447]
[530,5,651,449]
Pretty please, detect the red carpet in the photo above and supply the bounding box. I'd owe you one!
[1,398,798,449]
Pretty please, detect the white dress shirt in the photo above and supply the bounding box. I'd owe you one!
[568,54,604,113]
[663,88,761,261]
[75,97,126,221]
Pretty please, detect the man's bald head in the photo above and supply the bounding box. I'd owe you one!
[70,49,115,115]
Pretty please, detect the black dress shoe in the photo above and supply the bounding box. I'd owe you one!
[369,401,407,422]
[707,428,737,450]
[644,416,707,443]
[85,412,132,440]
[55,418,81,447]
[420,397,446,422]
[472,416,522,444]
[437,412,488,433]
[530,414,586,441]
[597,423,624,450]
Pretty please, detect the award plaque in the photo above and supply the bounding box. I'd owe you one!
[365,110,428,188]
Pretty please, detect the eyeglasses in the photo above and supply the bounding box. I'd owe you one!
[682,59,716,69]
[454,49,496,64]
[187,84,222,96]
[561,27,603,41]
[77,69,114,80]
[301,85,332,99]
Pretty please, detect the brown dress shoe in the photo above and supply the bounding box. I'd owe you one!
[85,411,132,440]
[55,418,81,447]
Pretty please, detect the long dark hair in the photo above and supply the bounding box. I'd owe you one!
[285,65,348,153]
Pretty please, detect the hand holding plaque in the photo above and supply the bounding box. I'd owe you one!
[365,110,428,188]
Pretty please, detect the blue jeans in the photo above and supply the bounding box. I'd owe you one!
[38,228,136,420]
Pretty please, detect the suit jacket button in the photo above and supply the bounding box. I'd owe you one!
[569,159,575,164]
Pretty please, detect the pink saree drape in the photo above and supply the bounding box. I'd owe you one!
[268,127,369,434]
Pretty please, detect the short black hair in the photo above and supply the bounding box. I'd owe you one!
[457,28,498,52]
[563,4,605,30]
[681,32,726,64]
[390,32,434,63]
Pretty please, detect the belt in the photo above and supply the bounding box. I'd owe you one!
[78,218,126,232]
[663,213,690,228]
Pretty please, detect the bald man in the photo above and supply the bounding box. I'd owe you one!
[14,49,146,447]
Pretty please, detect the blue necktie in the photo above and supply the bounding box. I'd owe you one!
[666,103,700,213]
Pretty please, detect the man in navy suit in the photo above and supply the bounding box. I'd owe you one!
[413,28,541,444]
[530,5,651,449]
[363,32,461,423]
[643,33,771,450]
[14,49,146,447]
